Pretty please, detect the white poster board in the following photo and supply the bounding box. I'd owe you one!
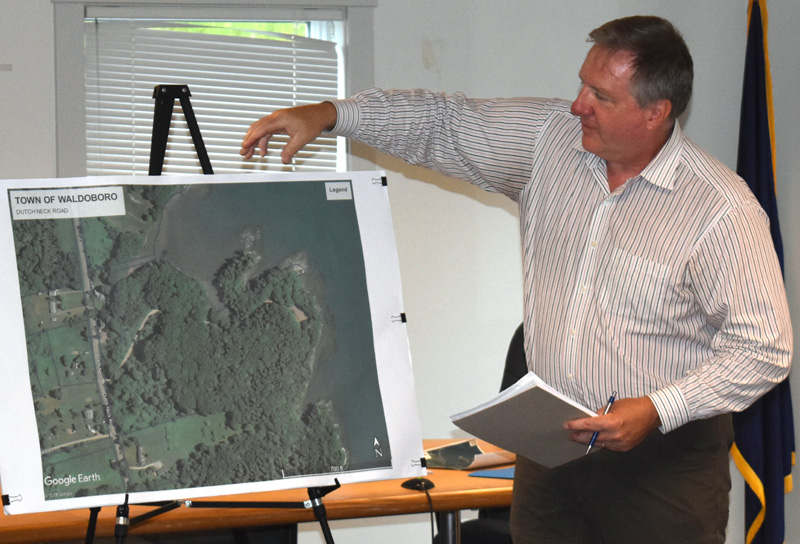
[0,171,425,515]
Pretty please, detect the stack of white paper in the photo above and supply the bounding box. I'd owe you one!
[452,372,597,468]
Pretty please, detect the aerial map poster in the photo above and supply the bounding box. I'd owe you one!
[0,171,425,515]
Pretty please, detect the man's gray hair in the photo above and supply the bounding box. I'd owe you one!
[589,16,693,120]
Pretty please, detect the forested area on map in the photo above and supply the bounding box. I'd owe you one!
[98,251,339,489]
[13,219,81,294]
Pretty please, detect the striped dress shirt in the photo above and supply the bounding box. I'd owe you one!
[331,88,792,432]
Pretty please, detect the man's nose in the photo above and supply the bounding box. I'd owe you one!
[571,88,589,116]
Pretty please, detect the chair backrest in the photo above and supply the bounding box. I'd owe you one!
[499,323,527,392]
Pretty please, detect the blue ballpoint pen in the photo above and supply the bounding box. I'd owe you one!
[585,391,617,455]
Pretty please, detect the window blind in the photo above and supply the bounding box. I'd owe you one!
[84,19,343,175]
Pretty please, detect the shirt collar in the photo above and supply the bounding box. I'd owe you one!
[573,121,684,191]
[638,121,683,191]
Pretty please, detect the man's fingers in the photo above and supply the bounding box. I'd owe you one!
[258,136,270,158]
[566,429,596,444]
[241,117,282,155]
[241,102,337,162]
[563,397,661,452]
[281,142,298,164]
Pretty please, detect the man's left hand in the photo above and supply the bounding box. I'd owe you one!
[563,396,661,452]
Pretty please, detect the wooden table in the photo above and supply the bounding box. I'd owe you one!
[0,441,513,544]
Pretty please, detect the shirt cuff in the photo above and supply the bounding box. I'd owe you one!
[327,98,361,137]
[647,384,692,433]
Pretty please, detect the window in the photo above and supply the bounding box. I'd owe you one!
[85,19,343,174]
[54,1,376,177]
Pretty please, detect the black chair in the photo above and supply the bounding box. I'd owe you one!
[436,323,527,544]
[499,322,528,391]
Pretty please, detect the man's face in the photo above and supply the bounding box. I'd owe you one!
[570,45,656,168]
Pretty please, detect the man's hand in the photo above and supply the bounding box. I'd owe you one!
[563,396,661,452]
[240,102,338,163]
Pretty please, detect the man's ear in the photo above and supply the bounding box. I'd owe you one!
[646,99,673,129]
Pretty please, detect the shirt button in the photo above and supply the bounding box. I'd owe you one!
[570,329,577,336]
[567,374,574,380]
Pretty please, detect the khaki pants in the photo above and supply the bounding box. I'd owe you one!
[510,415,733,544]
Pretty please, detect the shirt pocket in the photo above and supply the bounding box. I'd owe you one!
[598,247,670,325]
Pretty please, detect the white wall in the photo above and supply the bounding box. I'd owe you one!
[1,0,57,180]
[1,1,798,543]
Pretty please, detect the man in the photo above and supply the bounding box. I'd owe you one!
[241,16,791,544]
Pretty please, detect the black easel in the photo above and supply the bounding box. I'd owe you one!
[185,479,341,544]
[86,85,338,544]
[149,84,213,176]
[99,495,182,544]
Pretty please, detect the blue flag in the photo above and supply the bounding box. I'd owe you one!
[730,1,795,543]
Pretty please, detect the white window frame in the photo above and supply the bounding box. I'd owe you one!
[53,0,376,177]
